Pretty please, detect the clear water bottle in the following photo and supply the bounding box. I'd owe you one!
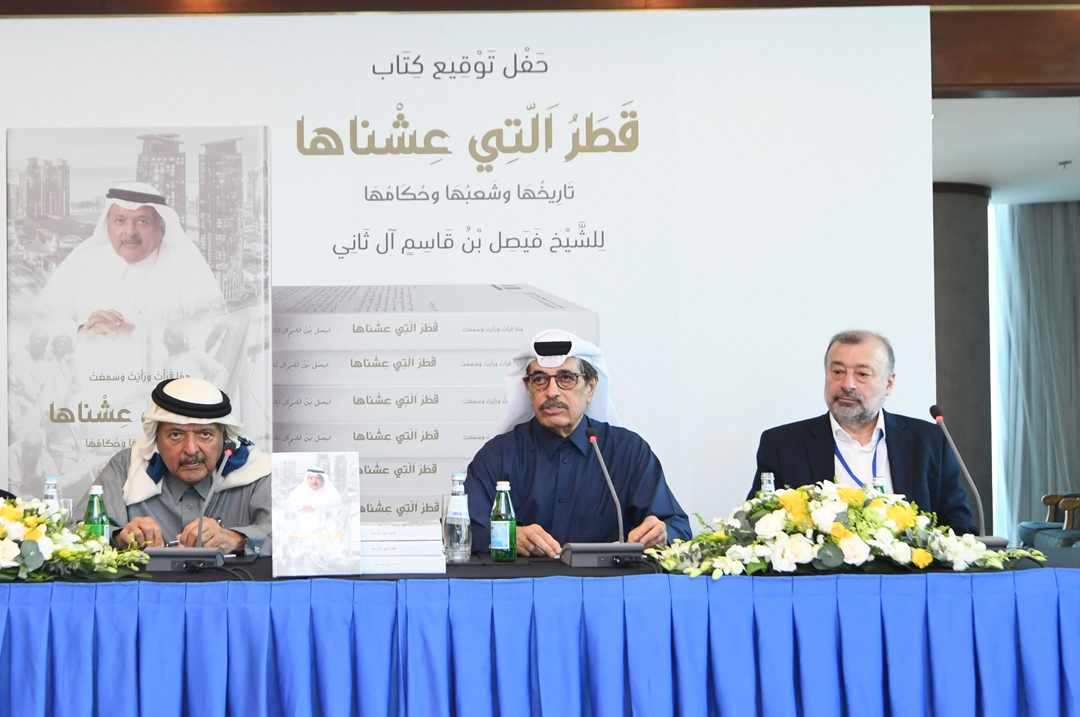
[84,485,110,541]
[43,477,60,520]
[489,480,516,562]
[760,472,776,494]
[443,472,472,563]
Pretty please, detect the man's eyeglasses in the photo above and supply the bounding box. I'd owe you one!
[524,370,582,391]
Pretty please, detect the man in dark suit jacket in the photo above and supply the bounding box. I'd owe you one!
[749,330,977,535]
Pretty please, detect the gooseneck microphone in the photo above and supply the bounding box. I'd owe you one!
[143,441,236,572]
[929,405,986,536]
[585,426,625,543]
[196,442,235,547]
[559,427,644,567]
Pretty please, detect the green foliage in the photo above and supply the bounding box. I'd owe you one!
[20,540,44,571]
[816,542,844,569]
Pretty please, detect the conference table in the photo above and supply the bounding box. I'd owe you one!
[2,556,1076,717]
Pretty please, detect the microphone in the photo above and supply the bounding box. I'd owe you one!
[143,440,238,570]
[560,426,644,567]
[196,442,235,548]
[586,426,625,542]
[929,405,1000,543]
[144,443,235,572]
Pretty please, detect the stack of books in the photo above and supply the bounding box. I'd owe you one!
[272,284,600,494]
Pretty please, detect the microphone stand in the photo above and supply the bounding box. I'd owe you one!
[929,405,1008,549]
[145,445,233,572]
[560,427,645,567]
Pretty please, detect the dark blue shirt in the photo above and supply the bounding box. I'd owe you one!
[465,416,691,549]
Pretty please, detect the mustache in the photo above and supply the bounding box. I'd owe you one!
[179,454,206,466]
[540,398,569,410]
[831,390,862,404]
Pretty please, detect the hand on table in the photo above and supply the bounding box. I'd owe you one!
[516,524,562,558]
[118,516,165,549]
[628,515,667,549]
[178,517,247,553]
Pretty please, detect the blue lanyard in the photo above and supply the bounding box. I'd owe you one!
[834,429,884,488]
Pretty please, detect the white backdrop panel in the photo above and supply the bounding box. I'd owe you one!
[0,8,935,526]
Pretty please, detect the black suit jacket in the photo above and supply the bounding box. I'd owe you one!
[750,411,977,535]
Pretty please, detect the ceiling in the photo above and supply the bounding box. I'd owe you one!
[932,96,1080,205]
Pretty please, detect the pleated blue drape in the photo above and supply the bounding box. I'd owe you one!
[1,570,1076,717]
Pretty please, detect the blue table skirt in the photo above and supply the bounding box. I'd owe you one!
[2,569,1077,717]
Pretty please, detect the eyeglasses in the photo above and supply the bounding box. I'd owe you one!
[524,370,582,391]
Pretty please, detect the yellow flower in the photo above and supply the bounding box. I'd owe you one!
[837,487,866,506]
[24,527,42,541]
[868,498,885,510]
[711,531,727,539]
[0,504,22,521]
[24,515,41,528]
[779,491,810,523]
[830,522,854,541]
[912,548,933,569]
[777,490,812,529]
[887,504,917,533]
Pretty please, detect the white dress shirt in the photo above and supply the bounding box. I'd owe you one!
[830,411,893,493]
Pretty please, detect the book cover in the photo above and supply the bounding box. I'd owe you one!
[271,451,363,578]
[274,421,498,456]
[359,522,443,541]
[273,384,508,422]
[272,349,515,386]
[272,284,599,350]
[356,456,470,495]
[360,540,445,557]
[360,554,446,575]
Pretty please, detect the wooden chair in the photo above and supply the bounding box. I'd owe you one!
[1017,493,1077,547]
[1032,496,1080,549]
[1061,497,1080,530]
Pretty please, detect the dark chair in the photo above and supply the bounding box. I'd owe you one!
[1018,493,1080,547]
[1033,497,1080,549]
[0,488,14,502]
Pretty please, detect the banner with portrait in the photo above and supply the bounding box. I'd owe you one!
[6,127,270,503]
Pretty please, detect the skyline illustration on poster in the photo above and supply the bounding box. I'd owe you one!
[6,126,272,505]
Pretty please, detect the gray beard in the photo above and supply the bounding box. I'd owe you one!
[827,391,884,428]
[830,402,877,427]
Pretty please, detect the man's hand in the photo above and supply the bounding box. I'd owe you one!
[178,518,247,553]
[118,516,165,549]
[628,515,668,549]
[516,524,562,558]
[79,309,135,338]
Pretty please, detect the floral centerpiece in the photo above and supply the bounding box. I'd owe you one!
[647,480,1043,578]
[0,497,148,582]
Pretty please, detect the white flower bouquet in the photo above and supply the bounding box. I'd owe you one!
[647,480,1044,578]
[0,497,148,582]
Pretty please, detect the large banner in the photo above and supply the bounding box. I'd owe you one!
[0,8,935,525]
[6,127,270,502]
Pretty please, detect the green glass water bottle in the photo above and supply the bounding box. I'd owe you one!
[489,480,517,562]
[84,485,110,541]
